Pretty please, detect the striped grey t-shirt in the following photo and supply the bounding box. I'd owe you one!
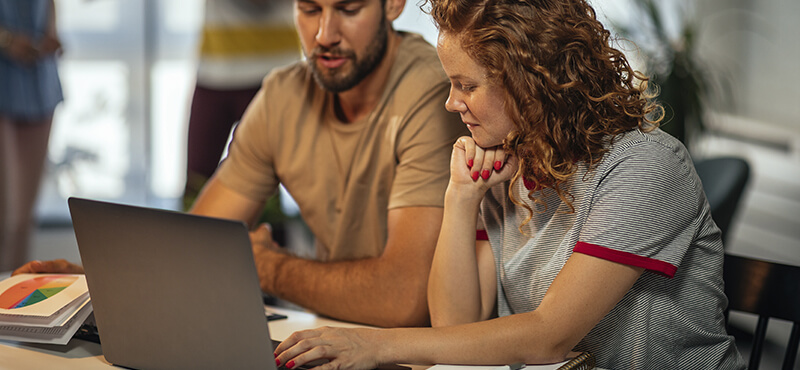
[480,129,745,369]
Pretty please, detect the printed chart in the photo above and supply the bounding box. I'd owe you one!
[0,276,79,309]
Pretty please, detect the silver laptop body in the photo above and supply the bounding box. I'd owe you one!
[69,197,277,370]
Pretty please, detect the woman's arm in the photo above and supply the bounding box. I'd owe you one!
[428,199,496,325]
[275,252,644,369]
[428,137,511,325]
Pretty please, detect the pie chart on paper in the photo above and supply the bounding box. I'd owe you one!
[0,275,80,309]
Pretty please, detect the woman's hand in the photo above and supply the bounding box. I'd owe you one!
[448,136,518,199]
[275,327,383,370]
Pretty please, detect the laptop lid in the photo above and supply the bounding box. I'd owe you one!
[68,197,277,370]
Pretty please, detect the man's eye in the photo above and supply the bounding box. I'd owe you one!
[340,6,361,15]
[299,6,320,15]
[461,85,475,92]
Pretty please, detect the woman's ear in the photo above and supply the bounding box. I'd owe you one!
[384,0,406,22]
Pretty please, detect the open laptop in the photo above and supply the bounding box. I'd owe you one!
[68,197,278,370]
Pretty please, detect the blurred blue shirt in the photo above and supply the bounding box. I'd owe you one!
[0,0,63,121]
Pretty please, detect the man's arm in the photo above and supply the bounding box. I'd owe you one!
[254,206,443,328]
[189,175,264,227]
[193,157,441,328]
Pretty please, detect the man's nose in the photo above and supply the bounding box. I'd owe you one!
[315,10,341,47]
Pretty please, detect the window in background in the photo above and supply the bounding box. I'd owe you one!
[36,0,203,224]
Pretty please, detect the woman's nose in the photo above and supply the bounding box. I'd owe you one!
[445,90,466,113]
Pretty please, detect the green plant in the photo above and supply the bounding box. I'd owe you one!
[613,0,717,146]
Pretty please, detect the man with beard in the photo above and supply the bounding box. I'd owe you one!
[17,0,465,327]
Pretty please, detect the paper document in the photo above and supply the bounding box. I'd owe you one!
[0,274,92,344]
[429,362,568,370]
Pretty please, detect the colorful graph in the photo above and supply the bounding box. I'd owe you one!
[0,275,79,309]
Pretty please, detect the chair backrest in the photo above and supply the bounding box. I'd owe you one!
[723,253,800,370]
[694,156,750,244]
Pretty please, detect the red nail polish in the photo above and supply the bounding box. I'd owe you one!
[276,358,281,367]
[468,159,474,167]
[481,169,490,180]
[287,361,295,369]
[494,161,502,170]
[471,171,480,181]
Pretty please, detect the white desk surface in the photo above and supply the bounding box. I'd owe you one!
[0,305,370,370]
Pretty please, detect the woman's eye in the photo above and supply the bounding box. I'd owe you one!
[451,80,476,93]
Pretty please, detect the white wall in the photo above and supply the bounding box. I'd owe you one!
[394,1,438,45]
[698,0,800,132]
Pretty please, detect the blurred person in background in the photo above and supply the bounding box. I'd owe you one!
[0,0,63,271]
[183,0,299,209]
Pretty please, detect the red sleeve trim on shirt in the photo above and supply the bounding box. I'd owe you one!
[573,242,677,278]
[476,230,489,241]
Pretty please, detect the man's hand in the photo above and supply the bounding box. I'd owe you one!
[249,223,282,250]
[249,223,288,294]
[12,259,84,276]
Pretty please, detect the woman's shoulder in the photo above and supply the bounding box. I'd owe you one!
[589,129,698,195]
[612,128,686,152]
[602,129,692,170]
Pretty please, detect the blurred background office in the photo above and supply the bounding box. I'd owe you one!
[12,0,800,367]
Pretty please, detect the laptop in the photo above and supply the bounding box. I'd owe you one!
[68,197,278,370]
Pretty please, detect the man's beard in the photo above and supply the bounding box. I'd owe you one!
[308,23,389,93]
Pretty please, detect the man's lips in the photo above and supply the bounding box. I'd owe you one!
[316,54,347,69]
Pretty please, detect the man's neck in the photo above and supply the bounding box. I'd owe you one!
[333,30,403,124]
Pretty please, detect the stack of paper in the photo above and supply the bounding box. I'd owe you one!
[0,274,92,345]
[429,351,596,370]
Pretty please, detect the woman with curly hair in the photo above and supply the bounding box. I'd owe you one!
[274,0,745,368]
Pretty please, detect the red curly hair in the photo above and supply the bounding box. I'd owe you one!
[426,0,662,224]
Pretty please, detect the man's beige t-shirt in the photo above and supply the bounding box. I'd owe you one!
[215,33,466,261]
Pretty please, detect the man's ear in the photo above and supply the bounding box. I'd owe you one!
[384,0,406,22]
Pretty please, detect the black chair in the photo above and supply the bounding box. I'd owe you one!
[694,157,750,244]
[724,253,800,370]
